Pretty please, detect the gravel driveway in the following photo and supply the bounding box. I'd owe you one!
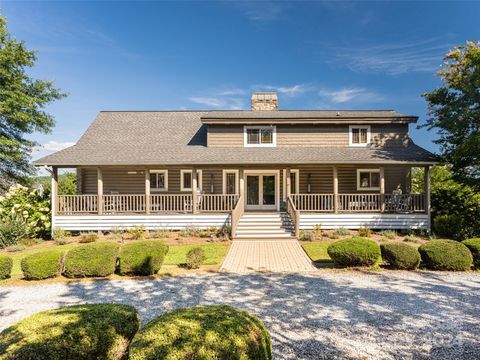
[1,271,479,359]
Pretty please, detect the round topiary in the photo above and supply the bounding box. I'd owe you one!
[118,240,169,275]
[380,243,421,270]
[21,250,65,280]
[462,238,480,268]
[63,242,120,278]
[129,305,272,360]
[0,303,140,360]
[327,237,381,267]
[0,255,13,280]
[419,240,473,271]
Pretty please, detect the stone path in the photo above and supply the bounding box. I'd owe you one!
[220,240,316,273]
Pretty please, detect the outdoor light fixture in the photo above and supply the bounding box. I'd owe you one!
[307,173,311,193]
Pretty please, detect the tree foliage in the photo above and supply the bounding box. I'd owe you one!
[36,172,77,195]
[423,41,480,188]
[0,16,66,191]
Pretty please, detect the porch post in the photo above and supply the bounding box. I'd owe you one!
[286,168,291,199]
[333,166,338,213]
[97,167,103,215]
[192,167,198,214]
[424,165,431,218]
[239,168,245,211]
[145,169,150,214]
[51,166,58,217]
[380,167,385,212]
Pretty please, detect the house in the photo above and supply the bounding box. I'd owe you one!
[34,93,437,239]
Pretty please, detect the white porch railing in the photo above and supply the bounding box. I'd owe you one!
[291,194,334,212]
[199,194,239,212]
[57,195,98,214]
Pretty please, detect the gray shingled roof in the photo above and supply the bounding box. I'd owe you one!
[34,111,437,166]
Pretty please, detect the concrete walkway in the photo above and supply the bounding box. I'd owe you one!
[220,240,316,273]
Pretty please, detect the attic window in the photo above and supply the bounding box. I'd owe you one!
[349,125,371,147]
[244,126,276,147]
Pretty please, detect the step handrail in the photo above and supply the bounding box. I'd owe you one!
[231,194,244,238]
[287,195,300,238]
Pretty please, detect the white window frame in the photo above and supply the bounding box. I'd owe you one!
[150,170,168,192]
[357,169,380,191]
[180,169,203,192]
[244,125,277,147]
[349,125,371,147]
[222,169,239,194]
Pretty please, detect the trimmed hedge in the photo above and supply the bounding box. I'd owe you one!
[327,237,381,267]
[462,238,480,268]
[419,240,473,271]
[118,240,169,275]
[63,242,120,278]
[0,303,140,360]
[129,305,271,360]
[21,250,65,280]
[0,255,13,280]
[380,243,420,270]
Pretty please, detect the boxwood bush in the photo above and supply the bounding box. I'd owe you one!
[462,238,480,268]
[0,255,13,279]
[118,240,169,275]
[380,243,421,270]
[418,240,473,271]
[327,237,381,267]
[21,250,65,280]
[129,305,272,360]
[0,303,140,360]
[63,242,120,278]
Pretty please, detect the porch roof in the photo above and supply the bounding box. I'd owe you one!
[34,111,437,167]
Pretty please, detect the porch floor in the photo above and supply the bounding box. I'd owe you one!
[220,240,316,273]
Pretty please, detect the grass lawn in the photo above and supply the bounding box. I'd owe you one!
[302,241,333,267]
[5,242,230,278]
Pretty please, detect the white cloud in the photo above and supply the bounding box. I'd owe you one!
[253,84,309,97]
[234,1,289,22]
[325,37,453,75]
[188,97,225,107]
[216,88,247,96]
[318,87,381,104]
[32,141,75,161]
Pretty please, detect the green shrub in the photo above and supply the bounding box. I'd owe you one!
[327,237,381,267]
[0,255,13,279]
[129,305,271,360]
[63,242,120,278]
[21,250,65,280]
[0,184,51,239]
[126,225,146,240]
[118,240,169,275]
[329,233,339,240]
[358,227,372,237]
[79,232,98,243]
[403,235,419,243]
[380,243,421,270]
[198,230,210,238]
[19,238,43,247]
[419,240,473,271]
[179,225,200,238]
[6,244,26,252]
[218,224,232,239]
[0,214,30,248]
[186,247,206,269]
[433,214,463,239]
[335,226,350,236]
[54,238,71,246]
[380,229,396,239]
[462,238,480,268]
[152,230,169,239]
[0,303,140,360]
[313,224,322,240]
[300,230,315,241]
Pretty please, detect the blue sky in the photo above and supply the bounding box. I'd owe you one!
[1,0,479,161]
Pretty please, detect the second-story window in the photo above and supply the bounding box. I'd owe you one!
[349,125,371,146]
[244,126,276,147]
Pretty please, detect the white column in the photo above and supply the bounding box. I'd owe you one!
[97,167,103,215]
[51,167,58,218]
[145,169,150,214]
[424,165,431,216]
[192,167,198,214]
[380,167,385,212]
[333,166,338,214]
[286,168,291,199]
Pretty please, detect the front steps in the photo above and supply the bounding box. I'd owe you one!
[234,212,296,240]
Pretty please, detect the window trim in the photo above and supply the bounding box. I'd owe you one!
[349,125,371,147]
[180,169,203,192]
[150,170,168,192]
[357,168,380,191]
[222,169,239,194]
[243,125,277,147]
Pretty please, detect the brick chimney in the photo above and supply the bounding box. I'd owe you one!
[251,92,278,111]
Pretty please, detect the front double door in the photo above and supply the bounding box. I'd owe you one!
[245,172,278,211]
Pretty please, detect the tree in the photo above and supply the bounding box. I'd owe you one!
[35,172,77,195]
[423,41,480,189]
[0,15,66,192]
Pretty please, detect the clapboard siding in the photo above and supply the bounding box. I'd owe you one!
[207,124,409,147]
[53,214,230,231]
[78,165,410,195]
[300,213,429,230]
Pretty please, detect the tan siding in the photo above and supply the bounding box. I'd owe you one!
[81,168,97,194]
[208,124,410,147]
[297,166,334,193]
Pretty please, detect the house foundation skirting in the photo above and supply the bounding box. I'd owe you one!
[299,213,430,230]
[53,214,231,231]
